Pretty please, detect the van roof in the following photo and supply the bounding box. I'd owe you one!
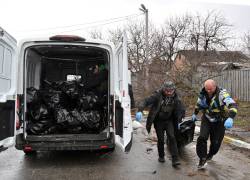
[18,36,114,48]
[0,27,17,43]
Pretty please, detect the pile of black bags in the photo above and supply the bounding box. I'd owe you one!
[26,80,108,135]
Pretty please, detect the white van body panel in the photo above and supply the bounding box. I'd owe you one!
[0,27,17,149]
[114,32,133,152]
[0,27,17,102]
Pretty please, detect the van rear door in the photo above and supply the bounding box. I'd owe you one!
[0,27,17,151]
[114,32,133,152]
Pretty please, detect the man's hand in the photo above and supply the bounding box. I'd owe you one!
[136,112,143,122]
[178,123,181,130]
[224,117,233,129]
[191,114,197,122]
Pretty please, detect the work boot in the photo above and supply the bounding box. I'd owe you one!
[206,154,213,161]
[172,157,181,167]
[198,158,207,170]
[158,157,165,163]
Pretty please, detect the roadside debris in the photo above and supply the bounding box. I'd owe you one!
[187,171,197,177]
[146,147,153,154]
[132,120,144,130]
[152,170,157,174]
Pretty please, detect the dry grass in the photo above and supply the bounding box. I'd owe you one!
[182,95,197,116]
[234,101,250,130]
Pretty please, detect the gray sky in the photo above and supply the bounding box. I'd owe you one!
[0,0,250,41]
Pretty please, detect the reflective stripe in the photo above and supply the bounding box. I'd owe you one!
[197,98,201,104]
[230,108,238,113]
[210,96,216,106]
[212,109,220,112]
[223,93,230,98]
[205,114,217,122]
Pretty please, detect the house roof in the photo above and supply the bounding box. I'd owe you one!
[177,50,250,65]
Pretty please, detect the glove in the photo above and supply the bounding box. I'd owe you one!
[146,124,151,134]
[136,112,143,122]
[191,114,197,122]
[224,117,233,129]
[178,123,181,130]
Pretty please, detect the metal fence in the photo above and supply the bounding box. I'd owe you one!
[132,68,250,102]
[211,69,250,101]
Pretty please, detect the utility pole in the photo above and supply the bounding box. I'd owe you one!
[139,4,149,66]
[139,4,149,94]
[248,36,250,55]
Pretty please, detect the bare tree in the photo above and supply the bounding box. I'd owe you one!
[187,13,202,51]
[152,15,190,70]
[186,11,232,51]
[201,11,231,51]
[89,29,103,40]
[108,20,155,73]
[242,31,250,55]
[126,21,146,72]
[107,28,123,46]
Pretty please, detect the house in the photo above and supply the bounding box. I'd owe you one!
[173,50,249,71]
[171,50,250,87]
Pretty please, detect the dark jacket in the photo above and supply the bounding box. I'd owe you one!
[138,90,185,132]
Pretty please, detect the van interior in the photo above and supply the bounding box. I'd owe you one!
[24,44,110,136]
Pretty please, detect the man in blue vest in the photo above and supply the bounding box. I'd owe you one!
[192,79,238,169]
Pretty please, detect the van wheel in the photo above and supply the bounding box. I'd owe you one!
[23,150,36,155]
[108,147,115,152]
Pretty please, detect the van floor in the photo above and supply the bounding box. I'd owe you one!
[25,133,109,141]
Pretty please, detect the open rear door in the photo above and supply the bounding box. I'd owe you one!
[114,32,133,152]
[0,27,17,151]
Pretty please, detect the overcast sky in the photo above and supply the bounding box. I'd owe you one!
[1,0,250,41]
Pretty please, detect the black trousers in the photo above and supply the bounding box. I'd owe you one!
[154,120,178,159]
[196,115,225,159]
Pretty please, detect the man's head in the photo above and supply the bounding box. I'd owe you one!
[89,64,104,74]
[162,81,176,97]
[204,79,217,97]
[88,65,98,74]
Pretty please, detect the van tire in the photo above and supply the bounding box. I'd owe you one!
[102,146,115,153]
[23,150,37,155]
[108,147,115,152]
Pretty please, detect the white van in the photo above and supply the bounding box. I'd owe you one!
[0,27,133,154]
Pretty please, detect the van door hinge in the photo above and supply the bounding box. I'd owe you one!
[0,30,4,37]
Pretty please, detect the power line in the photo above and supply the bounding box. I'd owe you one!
[58,13,142,34]
[16,13,142,33]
